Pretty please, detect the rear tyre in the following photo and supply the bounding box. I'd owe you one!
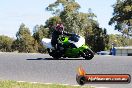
[83,49,94,60]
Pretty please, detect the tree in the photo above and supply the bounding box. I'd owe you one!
[33,25,49,41]
[45,16,62,37]
[108,34,132,47]
[33,25,49,53]
[46,0,80,15]
[15,23,38,53]
[46,0,82,34]
[109,0,132,37]
[46,0,96,35]
[46,0,109,52]
[85,25,109,52]
[11,39,20,51]
[0,35,13,52]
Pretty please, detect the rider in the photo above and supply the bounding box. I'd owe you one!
[51,23,72,50]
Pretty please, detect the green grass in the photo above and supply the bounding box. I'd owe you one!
[0,80,94,88]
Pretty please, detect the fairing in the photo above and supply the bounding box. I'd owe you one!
[41,38,52,48]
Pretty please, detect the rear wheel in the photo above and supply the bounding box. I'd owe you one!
[83,49,94,60]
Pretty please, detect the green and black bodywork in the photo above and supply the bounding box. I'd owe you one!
[48,35,94,60]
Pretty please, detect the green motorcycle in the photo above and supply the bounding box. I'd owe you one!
[42,34,94,60]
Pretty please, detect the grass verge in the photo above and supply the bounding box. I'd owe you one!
[0,80,94,88]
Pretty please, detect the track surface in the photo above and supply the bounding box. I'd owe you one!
[0,53,132,88]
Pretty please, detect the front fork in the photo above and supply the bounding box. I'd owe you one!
[47,48,53,56]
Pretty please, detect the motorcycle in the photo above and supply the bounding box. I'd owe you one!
[41,34,94,60]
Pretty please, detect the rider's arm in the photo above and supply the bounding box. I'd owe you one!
[63,31,73,36]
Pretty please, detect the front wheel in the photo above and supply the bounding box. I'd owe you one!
[48,49,62,59]
[83,49,94,60]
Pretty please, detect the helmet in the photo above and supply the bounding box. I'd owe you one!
[55,24,64,33]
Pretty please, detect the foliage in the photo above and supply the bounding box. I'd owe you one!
[109,0,132,37]
[46,0,109,52]
[33,25,49,53]
[15,23,38,53]
[46,0,96,34]
[1,0,132,53]
[33,25,49,41]
[85,26,109,52]
[108,34,132,47]
[0,80,94,88]
[46,0,80,15]
[0,35,13,52]
[45,16,62,37]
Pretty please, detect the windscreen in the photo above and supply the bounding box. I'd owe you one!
[68,34,80,42]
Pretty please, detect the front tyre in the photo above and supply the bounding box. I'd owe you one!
[48,49,62,59]
[83,49,94,60]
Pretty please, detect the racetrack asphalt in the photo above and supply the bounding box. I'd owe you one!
[0,52,132,88]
